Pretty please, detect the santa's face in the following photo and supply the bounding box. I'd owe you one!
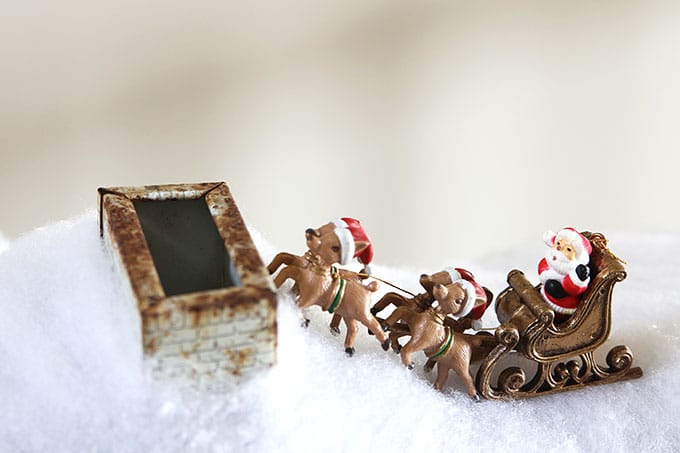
[545,238,578,275]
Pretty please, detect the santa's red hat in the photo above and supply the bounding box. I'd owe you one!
[331,217,374,270]
[543,227,592,264]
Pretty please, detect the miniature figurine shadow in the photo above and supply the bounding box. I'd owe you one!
[267,221,390,356]
[384,282,495,399]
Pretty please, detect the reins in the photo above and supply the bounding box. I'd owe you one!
[354,272,417,297]
[304,250,418,297]
[308,253,497,331]
[353,269,496,331]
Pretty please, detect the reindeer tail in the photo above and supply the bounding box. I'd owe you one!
[365,281,380,292]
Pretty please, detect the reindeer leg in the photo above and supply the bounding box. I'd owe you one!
[358,313,390,351]
[434,364,450,390]
[274,267,308,326]
[371,292,407,315]
[400,340,418,370]
[267,253,290,274]
[278,271,322,328]
[384,306,408,329]
[450,347,478,400]
[344,318,360,357]
[297,292,322,310]
[389,331,402,353]
[424,357,436,372]
[400,330,432,370]
[459,371,479,400]
[384,308,411,353]
[267,253,304,275]
[273,266,296,289]
[329,313,342,336]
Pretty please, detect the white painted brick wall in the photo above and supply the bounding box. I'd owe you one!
[145,298,276,384]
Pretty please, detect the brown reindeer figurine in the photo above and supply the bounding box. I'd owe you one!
[267,218,390,356]
[384,278,494,400]
[371,269,455,317]
[374,268,491,353]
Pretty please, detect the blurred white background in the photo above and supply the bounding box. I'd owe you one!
[1,1,679,268]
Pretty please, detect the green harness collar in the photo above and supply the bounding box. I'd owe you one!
[327,266,346,314]
[430,327,454,359]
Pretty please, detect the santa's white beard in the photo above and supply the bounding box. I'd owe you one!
[545,249,578,275]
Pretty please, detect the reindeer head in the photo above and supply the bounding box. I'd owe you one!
[305,222,369,268]
[419,270,454,294]
[432,282,470,317]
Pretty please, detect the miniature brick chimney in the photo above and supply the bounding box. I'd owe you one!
[98,182,276,387]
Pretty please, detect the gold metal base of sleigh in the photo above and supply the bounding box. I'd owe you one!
[475,232,643,400]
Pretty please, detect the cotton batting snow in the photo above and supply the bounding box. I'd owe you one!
[0,211,678,452]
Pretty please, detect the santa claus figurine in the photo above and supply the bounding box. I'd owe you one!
[538,227,592,320]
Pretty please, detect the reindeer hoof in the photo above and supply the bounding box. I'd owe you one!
[330,326,340,336]
[345,347,355,357]
[367,328,374,336]
[407,362,415,370]
[393,344,402,354]
[472,394,481,403]
[301,318,310,328]
[380,339,390,351]
[424,358,435,372]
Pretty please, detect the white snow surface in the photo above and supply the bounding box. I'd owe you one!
[1,211,678,452]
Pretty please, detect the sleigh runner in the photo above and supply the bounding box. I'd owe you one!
[474,232,643,400]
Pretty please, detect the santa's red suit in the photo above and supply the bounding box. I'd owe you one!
[538,258,588,313]
[538,228,592,317]
[445,267,488,330]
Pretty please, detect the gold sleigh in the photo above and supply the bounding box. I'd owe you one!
[475,232,643,400]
